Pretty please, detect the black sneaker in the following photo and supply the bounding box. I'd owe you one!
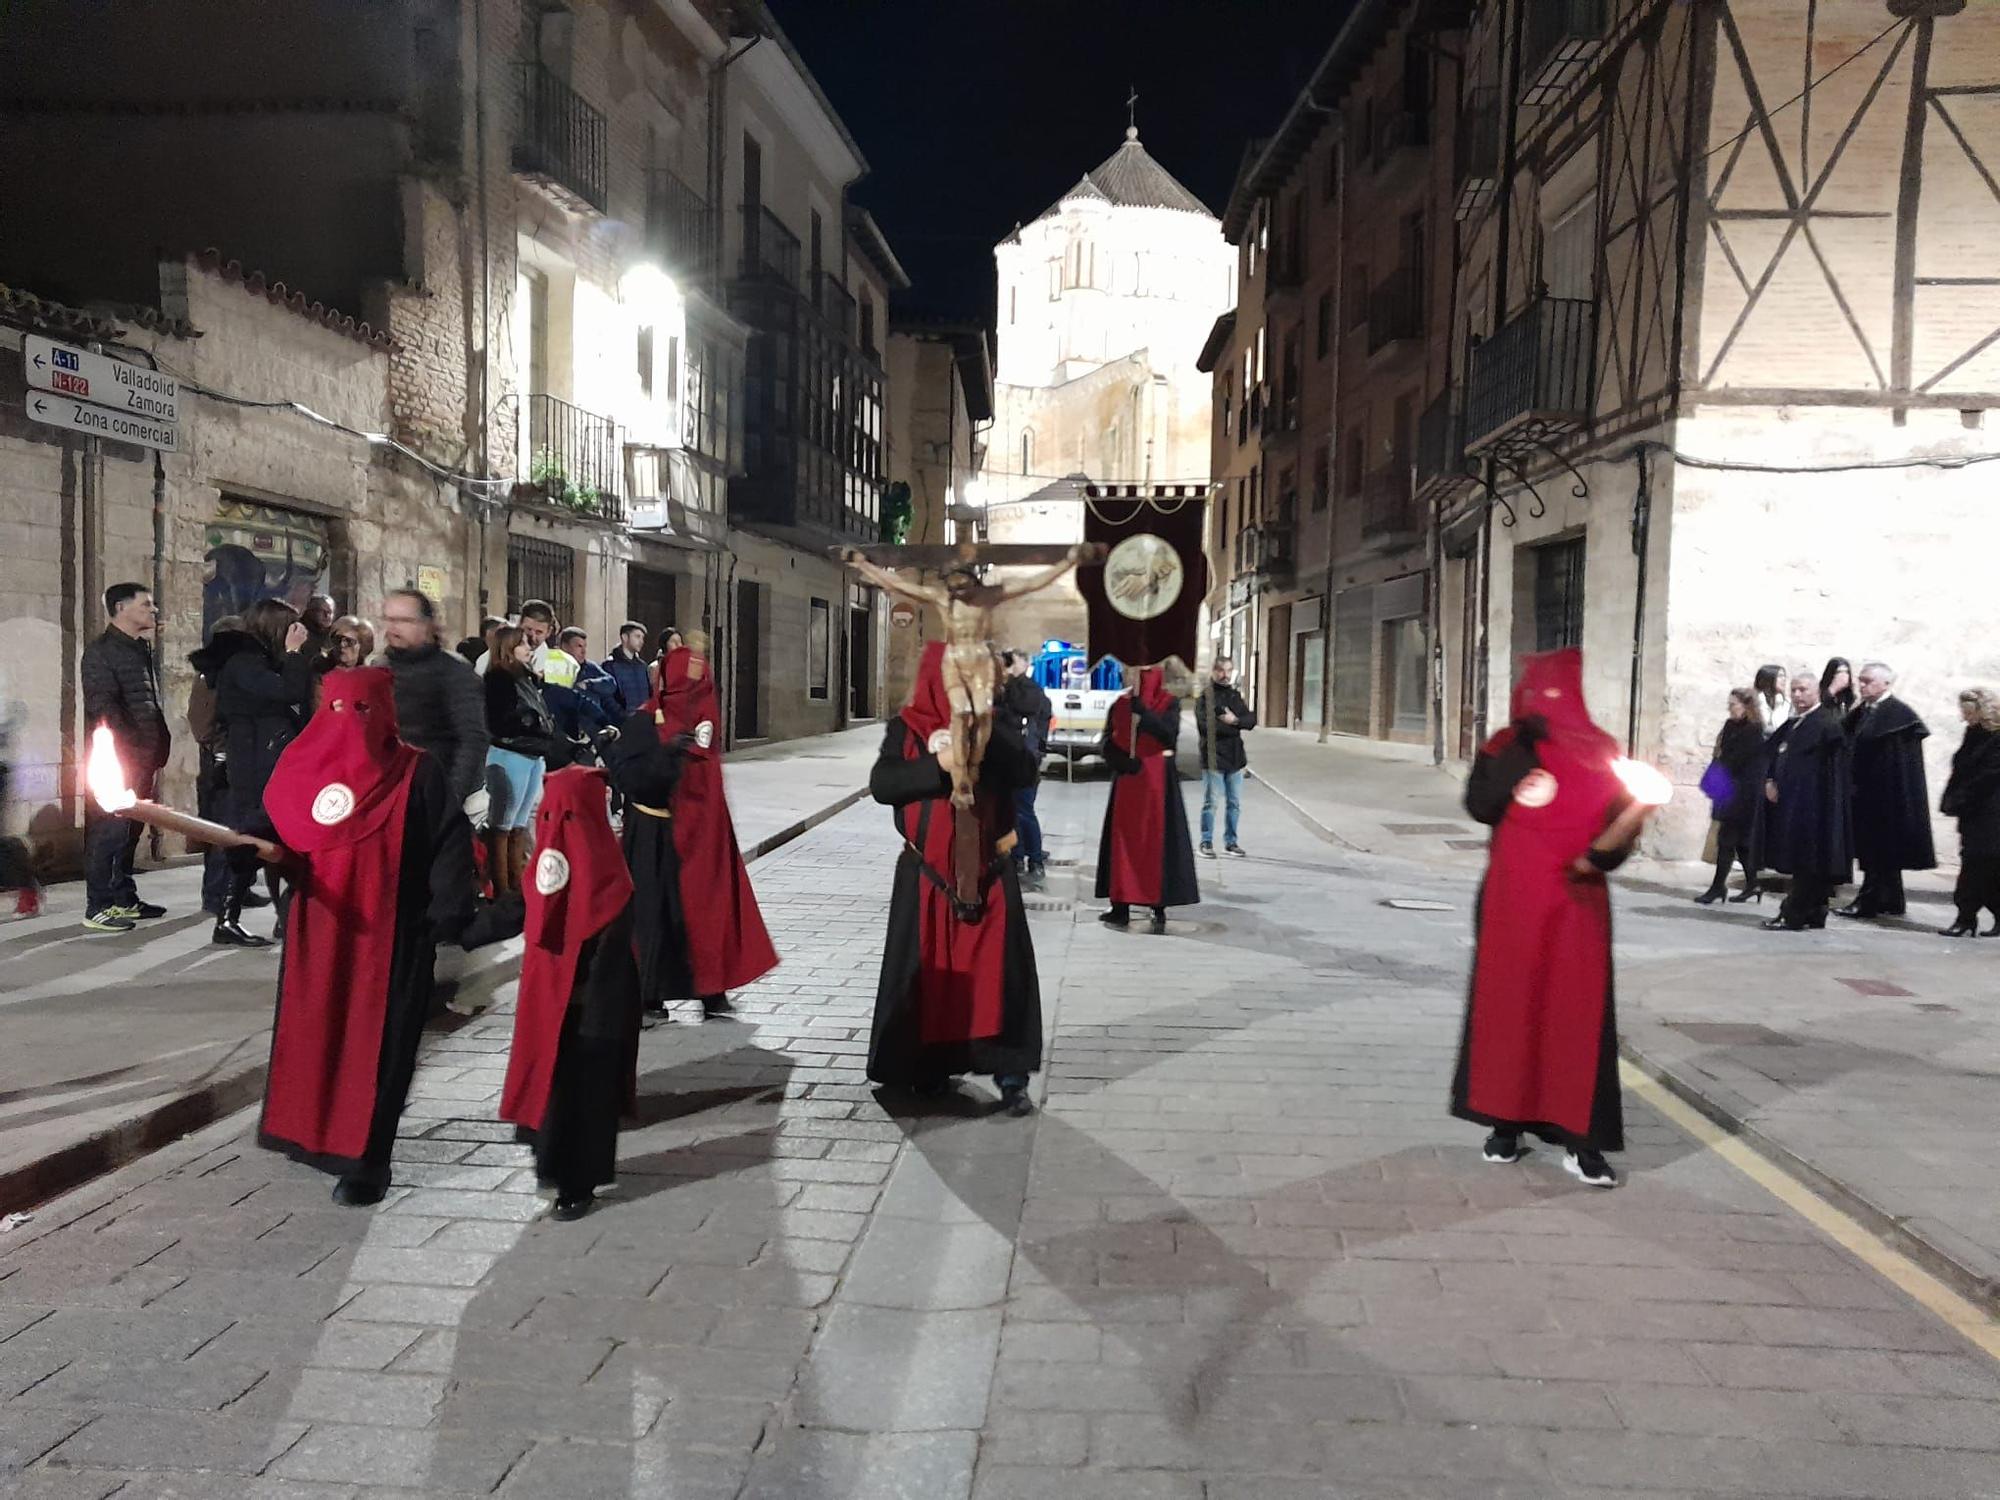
[1564,1149,1619,1189]
[83,909,136,934]
[1198,842,1216,859]
[1481,1131,1528,1164]
[124,900,168,920]
[1225,844,1248,858]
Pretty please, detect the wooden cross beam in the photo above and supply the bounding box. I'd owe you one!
[833,543,1105,570]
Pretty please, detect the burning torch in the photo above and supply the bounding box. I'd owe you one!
[1584,757,1674,866]
[86,725,284,863]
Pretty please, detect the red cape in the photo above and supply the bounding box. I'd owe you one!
[1104,666,1175,905]
[896,640,1007,1044]
[260,667,423,1161]
[1463,649,1624,1139]
[501,766,633,1132]
[652,647,778,995]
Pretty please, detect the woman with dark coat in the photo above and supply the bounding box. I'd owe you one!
[1095,666,1200,934]
[193,597,312,946]
[1696,688,1766,904]
[1939,687,2000,937]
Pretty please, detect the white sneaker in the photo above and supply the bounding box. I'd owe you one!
[1564,1149,1619,1188]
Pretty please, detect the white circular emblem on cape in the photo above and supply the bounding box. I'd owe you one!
[534,848,570,897]
[927,728,953,756]
[1513,769,1558,809]
[311,783,356,826]
[1104,532,1184,621]
[695,720,715,749]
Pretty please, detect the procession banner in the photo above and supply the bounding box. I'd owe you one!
[1076,485,1210,671]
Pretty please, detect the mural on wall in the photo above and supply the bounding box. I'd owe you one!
[202,497,330,640]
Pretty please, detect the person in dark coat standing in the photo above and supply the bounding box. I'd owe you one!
[1451,648,1653,1190]
[1096,666,1200,934]
[599,684,690,1022]
[1836,662,1936,919]
[79,582,171,932]
[1000,650,1053,886]
[258,667,474,1206]
[602,622,654,715]
[197,598,314,946]
[1759,672,1854,932]
[1695,688,1766,904]
[1194,654,1257,858]
[500,765,642,1219]
[381,590,488,805]
[866,642,1042,1115]
[1938,687,2000,937]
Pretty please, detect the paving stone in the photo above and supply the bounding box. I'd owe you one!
[280,1369,448,1428]
[0,1407,93,1472]
[981,1409,1088,1468]
[971,1468,1203,1500]
[44,1412,307,1475]
[799,1304,1000,1431]
[741,1429,976,1500]
[841,1219,1016,1311]
[496,1438,747,1500]
[14,1357,268,1413]
[266,1425,527,1491]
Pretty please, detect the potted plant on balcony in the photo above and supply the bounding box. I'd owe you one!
[518,449,602,517]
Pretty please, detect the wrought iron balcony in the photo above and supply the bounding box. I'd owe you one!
[740,205,801,288]
[522,393,623,521]
[1464,296,1595,456]
[1261,522,1296,578]
[1415,390,1470,494]
[647,170,713,284]
[1522,0,1606,107]
[1369,109,1429,178]
[816,272,857,339]
[1362,468,1419,537]
[1455,86,1501,221]
[513,64,608,214]
[1367,265,1424,355]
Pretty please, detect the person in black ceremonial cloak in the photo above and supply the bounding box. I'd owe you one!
[259,667,474,1206]
[598,694,688,1020]
[1836,661,1935,920]
[1095,665,1200,934]
[500,765,641,1220]
[1758,671,1854,932]
[867,641,1042,1116]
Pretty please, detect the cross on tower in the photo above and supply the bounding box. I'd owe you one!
[1126,85,1138,135]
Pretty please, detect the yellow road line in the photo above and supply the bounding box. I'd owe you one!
[1620,1059,2000,1364]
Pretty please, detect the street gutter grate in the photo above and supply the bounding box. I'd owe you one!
[1837,978,1914,998]
[1667,1021,1799,1047]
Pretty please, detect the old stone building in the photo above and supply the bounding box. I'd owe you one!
[981,127,1233,654]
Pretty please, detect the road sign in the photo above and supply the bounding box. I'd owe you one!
[24,335,180,424]
[26,391,179,452]
[889,600,917,629]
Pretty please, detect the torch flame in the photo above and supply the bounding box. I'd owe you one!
[1610,757,1672,807]
[86,725,138,814]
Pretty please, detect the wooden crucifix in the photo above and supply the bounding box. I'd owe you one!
[837,541,1105,912]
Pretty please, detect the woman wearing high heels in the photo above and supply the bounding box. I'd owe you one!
[1939,687,2000,937]
[1696,688,1765,905]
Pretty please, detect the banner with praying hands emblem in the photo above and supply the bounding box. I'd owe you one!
[1076,485,1210,671]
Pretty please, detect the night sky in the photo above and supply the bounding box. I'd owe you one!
[768,0,1356,321]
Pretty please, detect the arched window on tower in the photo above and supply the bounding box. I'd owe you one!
[1021,429,1035,476]
[1009,286,1017,325]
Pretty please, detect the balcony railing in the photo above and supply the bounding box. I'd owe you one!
[647,170,713,284]
[816,272,857,338]
[741,204,801,288]
[1362,468,1418,537]
[523,393,623,521]
[1369,109,1429,176]
[1261,522,1296,577]
[1464,296,1595,454]
[513,64,608,214]
[1367,265,1424,355]
[1416,390,1469,491]
[1455,86,1501,221]
[1522,0,1607,107]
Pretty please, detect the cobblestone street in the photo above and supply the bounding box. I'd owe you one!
[3,770,1999,1498]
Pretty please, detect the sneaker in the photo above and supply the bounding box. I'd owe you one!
[1564,1149,1619,1189]
[83,909,136,934]
[112,901,168,921]
[1481,1131,1528,1164]
[1226,844,1248,858]
[13,888,40,920]
[1199,842,1216,858]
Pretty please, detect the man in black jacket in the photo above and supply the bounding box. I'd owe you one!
[1195,655,1256,857]
[381,590,488,805]
[1001,650,1053,885]
[80,582,170,932]
[1838,661,1936,919]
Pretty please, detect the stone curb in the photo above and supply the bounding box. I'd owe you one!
[1618,1038,2000,1318]
[0,782,868,1220]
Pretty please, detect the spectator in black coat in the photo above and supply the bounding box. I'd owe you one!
[1837,661,1936,920]
[1939,687,2000,937]
[197,597,313,946]
[1195,655,1257,857]
[1759,672,1854,932]
[1000,650,1053,884]
[1695,688,1766,904]
[79,582,170,932]
[381,589,488,805]
[602,621,653,714]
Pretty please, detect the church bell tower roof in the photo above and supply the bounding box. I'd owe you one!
[1087,127,1214,216]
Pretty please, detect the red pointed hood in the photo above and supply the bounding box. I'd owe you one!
[524,766,632,957]
[265,667,420,851]
[1498,648,1619,763]
[653,645,721,755]
[899,641,954,749]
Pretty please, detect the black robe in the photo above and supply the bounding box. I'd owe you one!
[867,715,1043,1086]
[1942,724,2000,860]
[516,910,642,1198]
[1757,705,1854,881]
[260,755,475,1177]
[1093,700,1201,908]
[1449,734,1629,1153]
[1844,697,1937,872]
[600,714,690,1007]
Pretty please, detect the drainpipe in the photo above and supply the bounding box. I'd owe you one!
[474,0,492,624]
[1318,123,1345,743]
[1626,446,1650,755]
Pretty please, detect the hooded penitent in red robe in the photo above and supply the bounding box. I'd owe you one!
[259,667,473,1180]
[1450,649,1630,1151]
[652,647,778,997]
[1094,666,1200,909]
[866,642,1042,1086]
[500,766,641,1202]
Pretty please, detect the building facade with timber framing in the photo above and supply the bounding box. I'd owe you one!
[1212,0,2000,857]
